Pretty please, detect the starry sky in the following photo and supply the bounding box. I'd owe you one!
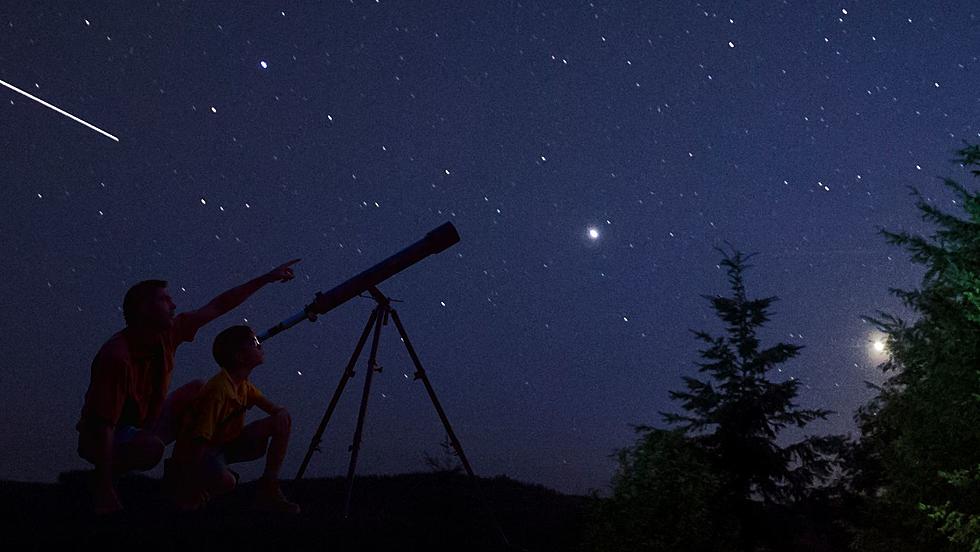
[1,2,978,496]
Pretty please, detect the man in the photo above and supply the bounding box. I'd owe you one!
[76,259,300,514]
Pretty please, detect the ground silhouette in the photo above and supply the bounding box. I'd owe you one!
[0,471,589,550]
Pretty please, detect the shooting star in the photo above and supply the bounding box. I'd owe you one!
[0,79,119,142]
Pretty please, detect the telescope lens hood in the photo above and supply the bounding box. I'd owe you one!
[426,222,460,254]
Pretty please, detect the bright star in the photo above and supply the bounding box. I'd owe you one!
[588,227,600,240]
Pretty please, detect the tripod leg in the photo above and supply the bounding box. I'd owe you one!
[388,308,513,547]
[387,309,475,476]
[343,304,385,518]
[295,308,379,480]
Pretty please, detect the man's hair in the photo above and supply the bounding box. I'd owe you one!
[123,280,168,326]
[213,325,256,369]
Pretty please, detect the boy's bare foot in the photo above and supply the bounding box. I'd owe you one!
[163,458,209,512]
[253,478,300,514]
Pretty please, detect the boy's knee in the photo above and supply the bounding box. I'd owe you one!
[272,408,293,433]
[253,436,270,459]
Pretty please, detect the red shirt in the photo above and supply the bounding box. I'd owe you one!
[78,313,205,430]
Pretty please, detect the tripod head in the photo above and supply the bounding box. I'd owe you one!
[257,222,459,342]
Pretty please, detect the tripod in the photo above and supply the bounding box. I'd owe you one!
[295,287,480,519]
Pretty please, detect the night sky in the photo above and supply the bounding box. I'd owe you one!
[2,2,978,496]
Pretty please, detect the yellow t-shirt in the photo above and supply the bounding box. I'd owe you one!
[184,369,264,447]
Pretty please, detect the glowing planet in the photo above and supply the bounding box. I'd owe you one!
[873,340,886,353]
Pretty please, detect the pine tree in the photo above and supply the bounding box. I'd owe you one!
[590,250,844,551]
[663,250,841,506]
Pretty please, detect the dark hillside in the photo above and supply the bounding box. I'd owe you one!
[0,472,590,551]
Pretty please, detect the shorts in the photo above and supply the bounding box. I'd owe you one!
[114,425,141,445]
[203,449,228,470]
[199,449,240,485]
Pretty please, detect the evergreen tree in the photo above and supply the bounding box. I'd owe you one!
[662,249,844,547]
[589,250,844,552]
[852,144,980,552]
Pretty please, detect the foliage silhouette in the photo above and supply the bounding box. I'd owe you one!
[590,249,845,551]
[852,143,980,552]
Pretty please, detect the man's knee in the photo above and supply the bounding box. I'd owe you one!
[188,378,206,393]
[173,379,206,402]
[77,432,96,465]
[165,379,205,415]
[210,468,237,496]
[156,379,207,444]
[121,434,165,471]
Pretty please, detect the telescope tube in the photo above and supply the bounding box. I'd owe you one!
[257,222,460,342]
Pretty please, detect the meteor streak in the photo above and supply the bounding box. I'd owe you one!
[0,78,119,142]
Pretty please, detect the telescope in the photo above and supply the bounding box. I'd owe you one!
[257,222,460,342]
[282,220,506,544]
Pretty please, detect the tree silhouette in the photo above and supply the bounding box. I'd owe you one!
[853,143,980,552]
[590,250,845,551]
[662,249,844,548]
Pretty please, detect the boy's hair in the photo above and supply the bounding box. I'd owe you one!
[213,325,256,369]
[123,280,168,326]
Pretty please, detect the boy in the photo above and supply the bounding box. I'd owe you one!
[168,325,300,513]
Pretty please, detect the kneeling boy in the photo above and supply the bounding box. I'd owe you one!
[169,325,299,513]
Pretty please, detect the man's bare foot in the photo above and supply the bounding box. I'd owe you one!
[93,486,123,515]
[173,490,209,513]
